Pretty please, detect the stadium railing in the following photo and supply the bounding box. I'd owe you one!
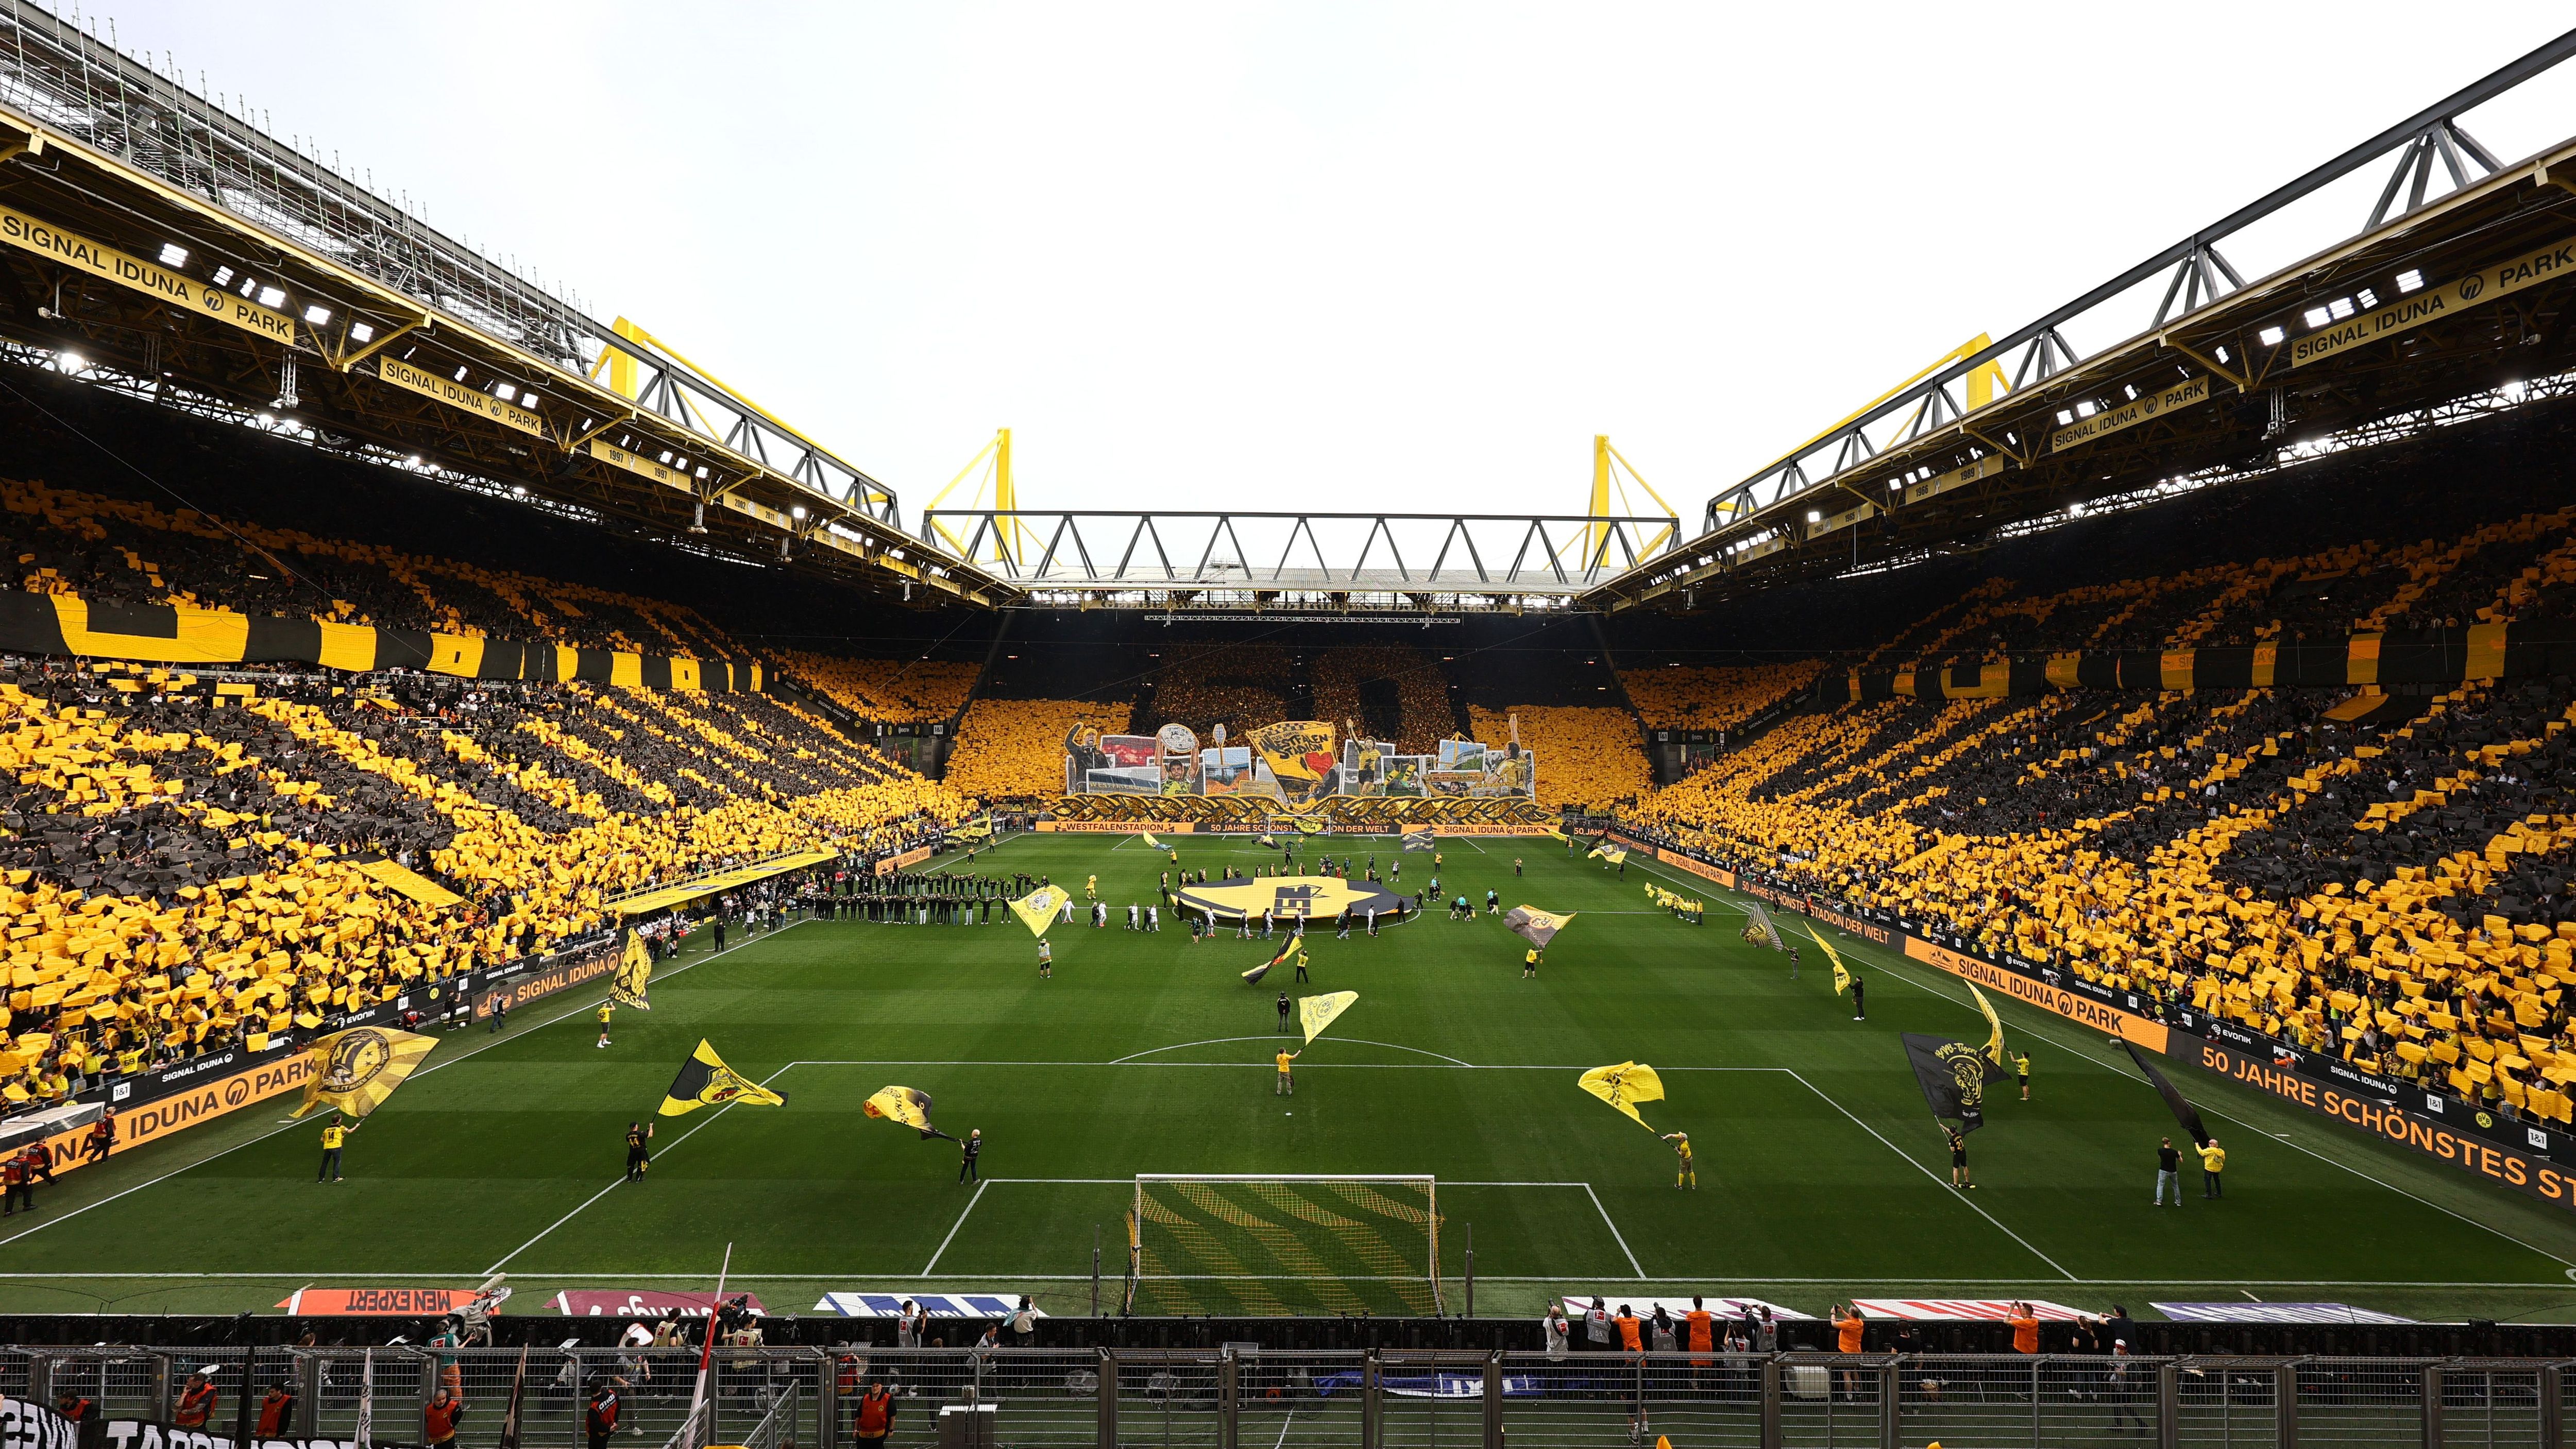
[20,1344,2576,1447]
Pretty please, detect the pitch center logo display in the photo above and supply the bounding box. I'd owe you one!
[1173,874,1410,920]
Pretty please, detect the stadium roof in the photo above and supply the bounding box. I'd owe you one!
[0,3,1016,609]
[1582,27,2576,613]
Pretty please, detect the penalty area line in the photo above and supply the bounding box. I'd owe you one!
[1581,1182,1647,1279]
[482,1058,802,1276]
[922,1179,992,1275]
[1783,1066,2076,1283]
[1795,902,2576,1273]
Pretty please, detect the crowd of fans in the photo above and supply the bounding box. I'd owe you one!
[0,658,970,1109]
[1623,483,2576,1126]
[1620,661,1824,733]
[1143,645,1289,737]
[3,475,739,658]
[945,698,1135,802]
[1310,645,1457,753]
[1466,705,1654,813]
[770,651,979,725]
[1851,499,2576,681]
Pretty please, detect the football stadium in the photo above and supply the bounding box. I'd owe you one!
[12,5,2576,1447]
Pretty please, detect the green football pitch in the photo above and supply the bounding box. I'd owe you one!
[8,832,2576,1323]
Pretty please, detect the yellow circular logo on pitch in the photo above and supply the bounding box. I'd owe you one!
[1173,875,1408,919]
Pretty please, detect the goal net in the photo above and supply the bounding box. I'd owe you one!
[1126,1174,1443,1317]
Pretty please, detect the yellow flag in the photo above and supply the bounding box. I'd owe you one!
[659,1039,788,1117]
[1577,1061,1666,1130]
[293,1027,436,1119]
[1504,906,1575,950]
[863,1084,958,1141]
[1971,983,2007,1065]
[609,929,652,1010]
[1141,831,1162,848]
[1010,885,1069,937]
[1803,925,1850,995]
[1298,990,1358,1044]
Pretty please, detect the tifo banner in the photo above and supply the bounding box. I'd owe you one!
[1246,720,1338,800]
[0,591,765,690]
[814,1290,1042,1318]
[1037,820,1196,833]
[552,1289,768,1317]
[1173,875,1410,923]
[1067,717,1534,802]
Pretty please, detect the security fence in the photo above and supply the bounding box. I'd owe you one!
[14,1345,2576,1447]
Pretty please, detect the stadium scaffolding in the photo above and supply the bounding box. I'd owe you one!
[923,508,1680,612]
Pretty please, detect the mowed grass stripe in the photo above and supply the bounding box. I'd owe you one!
[0,837,2568,1312]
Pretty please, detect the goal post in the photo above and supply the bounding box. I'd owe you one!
[1129,1173,1443,1317]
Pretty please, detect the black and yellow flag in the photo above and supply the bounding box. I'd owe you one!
[1504,906,1574,950]
[1969,983,2007,1066]
[863,1084,959,1142]
[1011,884,1069,937]
[658,1040,788,1117]
[1802,926,1852,995]
[2121,1039,2211,1147]
[608,930,652,1011]
[294,1027,436,1118]
[1741,901,1783,949]
[1903,1033,2002,1132]
[1243,931,1300,985]
[1298,990,1358,1044]
[1577,1061,1666,1130]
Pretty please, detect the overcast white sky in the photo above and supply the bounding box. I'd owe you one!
[83,3,2576,525]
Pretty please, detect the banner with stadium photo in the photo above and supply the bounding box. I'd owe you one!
[1198,745,1276,798]
[1436,738,1489,772]
[1423,770,1483,797]
[1072,733,1156,793]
